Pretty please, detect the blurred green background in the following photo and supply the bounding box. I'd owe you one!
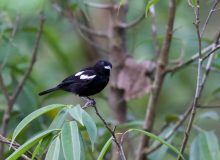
[1,0,220,159]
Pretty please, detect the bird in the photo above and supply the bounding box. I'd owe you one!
[38,60,112,107]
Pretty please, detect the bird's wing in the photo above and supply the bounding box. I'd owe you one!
[58,69,97,87]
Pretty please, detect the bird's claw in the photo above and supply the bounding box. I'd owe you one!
[82,97,96,109]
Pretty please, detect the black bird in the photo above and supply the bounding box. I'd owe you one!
[38,60,112,107]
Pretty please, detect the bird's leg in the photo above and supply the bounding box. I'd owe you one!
[81,96,96,109]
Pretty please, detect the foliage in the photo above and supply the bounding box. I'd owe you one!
[1,0,220,160]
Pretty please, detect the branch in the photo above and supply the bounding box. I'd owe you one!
[0,134,31,160]
[0,13,45,146]
[176,4,220,158]
[11,14,45,103]
[165,43,217,74]
[143,104,193,154]
[93,105,126,160]
[135,1,176,160]
[53,3,110,54]
[201,0,220,36]
[176,1,203,158]
[197,105,220,109]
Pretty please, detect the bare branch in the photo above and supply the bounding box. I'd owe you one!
[0,13,45,144]
[144,104,193,154]
[165,43,216,74]
[197,105,220,109]
[0,134,31,160]
[177,1,203,158]
[78,29,109,54]
[135,1,177,160]
[11,14,45,103]
[202,43,220,61]
[201,0,220,36]
[92,105,126,160]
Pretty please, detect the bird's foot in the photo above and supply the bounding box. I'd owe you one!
[81,97,96,109]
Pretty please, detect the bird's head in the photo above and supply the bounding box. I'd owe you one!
[94,60,112,75]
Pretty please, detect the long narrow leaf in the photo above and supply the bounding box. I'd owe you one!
[82,110,97,151]
[11,104,68,146]
[97,137,113,160]
[45,136,60,160]
[68,105,84,125]
[6,129,59,160]
[49,108,68,130]
[31,140,42,160]
[145,0,160,17]
[190,131,220,160]
[61,121,81,160]
[126,129,185,160]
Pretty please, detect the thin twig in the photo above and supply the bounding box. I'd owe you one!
[0,13,45,154]
[144,104,193,154]
[53,2,110,54]
[135,1,176,160]
[0,135,31,160]
[11,14,45,103]
[165,43,217,74]
[201,0,220,36]
[197,105,220,109]
[93,105,126,160]
[177,1,203,158]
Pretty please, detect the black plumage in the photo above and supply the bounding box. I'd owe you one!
[38,60,112,104]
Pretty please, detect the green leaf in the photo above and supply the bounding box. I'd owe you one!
[31,140,42,160]
[61,121,81,160]
[6,129,59,160]
[49,109,68,129]
[97,137,112,160]
[190,131,220,160]
[78,131,85,160]
[149,125,177,160]
[45,136,60,160]
[10,104,68,147]
[82,109,97,151]
[126,129,185,160]
[68,104,97,150]
[197,111,219,121]
[145,0,159,17]
[68,105,84,125]
[36,135,53,157]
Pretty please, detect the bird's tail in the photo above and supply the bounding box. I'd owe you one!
[38,87,59,96]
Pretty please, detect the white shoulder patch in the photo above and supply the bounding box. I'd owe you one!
[80,74,96,80]
[75,71,85,76]
[104,66,111,70]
